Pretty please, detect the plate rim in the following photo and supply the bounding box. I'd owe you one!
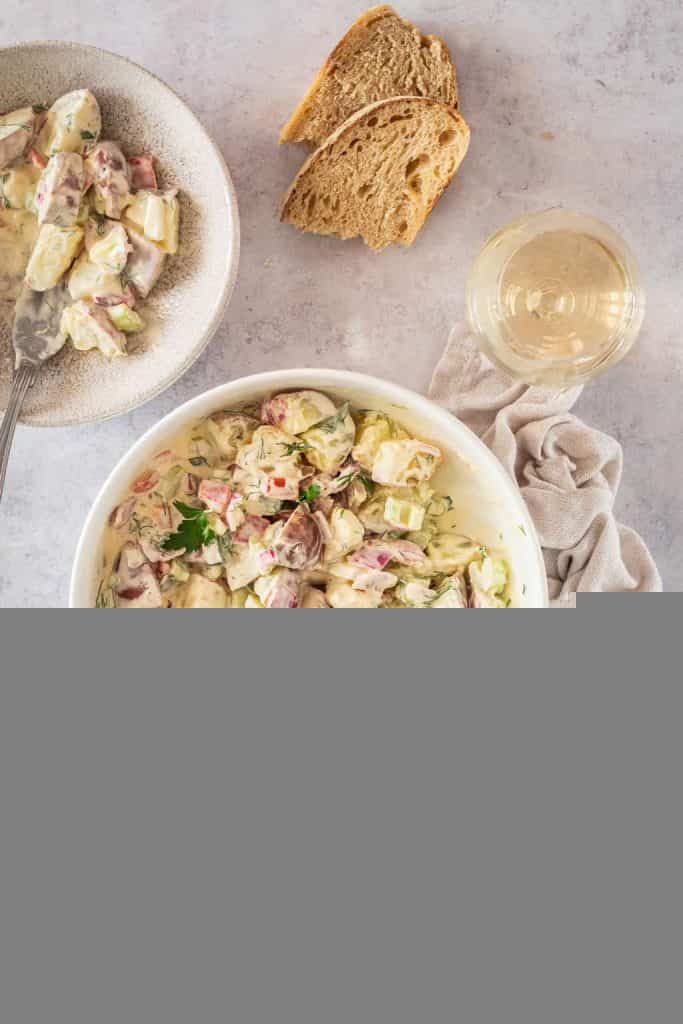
[0,39,241,428]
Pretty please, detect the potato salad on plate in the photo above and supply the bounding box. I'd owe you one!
[97,390,511,608]
[1,89,179,359]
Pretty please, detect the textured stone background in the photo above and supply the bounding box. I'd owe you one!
[1,0,681,603]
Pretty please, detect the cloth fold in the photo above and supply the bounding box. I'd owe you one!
[429,327,661,602]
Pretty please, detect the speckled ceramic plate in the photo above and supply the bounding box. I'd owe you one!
[0,41,240,426]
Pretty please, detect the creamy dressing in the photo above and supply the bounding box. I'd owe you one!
[2,90,180,359]
[97,395,512,609]
[0,208,38,300]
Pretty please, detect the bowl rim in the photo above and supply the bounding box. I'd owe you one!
[0,39,241,428]
[69,368,549,607]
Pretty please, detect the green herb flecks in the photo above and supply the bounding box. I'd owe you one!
[217,533,235,560]
[280,441,311,456]
[334,470,357,490]
[93,212,109,236]
[162,501,216,553]
[189,456,208,467]
[517,524,527,536]
[428,495,453,516]
[80,129,96,141]
[129,513,155,538]
[358,471,374,496]
[319,402,350,434]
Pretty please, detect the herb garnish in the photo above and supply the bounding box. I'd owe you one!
[80,130,96,141]
[428,495,453,516]
[319,403,349,434]
[280,441,311,456]
[93,213,109,236]
[129,513,155,538]
[334,470,357,490]
[359,471,374,496]
[299,483,321,507]
[217,533,235,560]
[189,456,208,467]
[162,501,215,553]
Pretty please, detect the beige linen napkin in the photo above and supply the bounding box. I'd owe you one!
[430,327,662,602]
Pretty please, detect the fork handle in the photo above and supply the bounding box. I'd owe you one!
[0,363,38,503]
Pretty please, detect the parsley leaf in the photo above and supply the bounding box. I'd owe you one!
[299,483,321,507]
[162,501,215,553]
[80,130,96,141]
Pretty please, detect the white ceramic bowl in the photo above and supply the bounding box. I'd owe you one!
[70,370,548,607]
[0,41,239,425]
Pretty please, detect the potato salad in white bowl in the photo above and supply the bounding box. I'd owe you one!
[70,371,548,608]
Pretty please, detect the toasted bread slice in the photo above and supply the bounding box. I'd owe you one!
[280,5,458,146]
[280,97,470,250]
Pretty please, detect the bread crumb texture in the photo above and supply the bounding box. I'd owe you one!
[280,5,458,146]
[281,97,470,250]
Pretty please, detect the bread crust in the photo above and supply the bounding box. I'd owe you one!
[279,5,458,145]
[280,96,470,250]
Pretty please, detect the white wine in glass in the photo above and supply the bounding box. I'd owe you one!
[466,210,645,387]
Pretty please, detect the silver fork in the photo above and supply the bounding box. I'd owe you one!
[0,284,68,502]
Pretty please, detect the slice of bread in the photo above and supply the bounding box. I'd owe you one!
[280,5,458,147]
[280,96,470,251]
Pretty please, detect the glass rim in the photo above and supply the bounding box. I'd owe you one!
[465,208,646,386]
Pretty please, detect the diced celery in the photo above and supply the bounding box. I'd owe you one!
[384,496,425,531]
[107,304,144,333]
